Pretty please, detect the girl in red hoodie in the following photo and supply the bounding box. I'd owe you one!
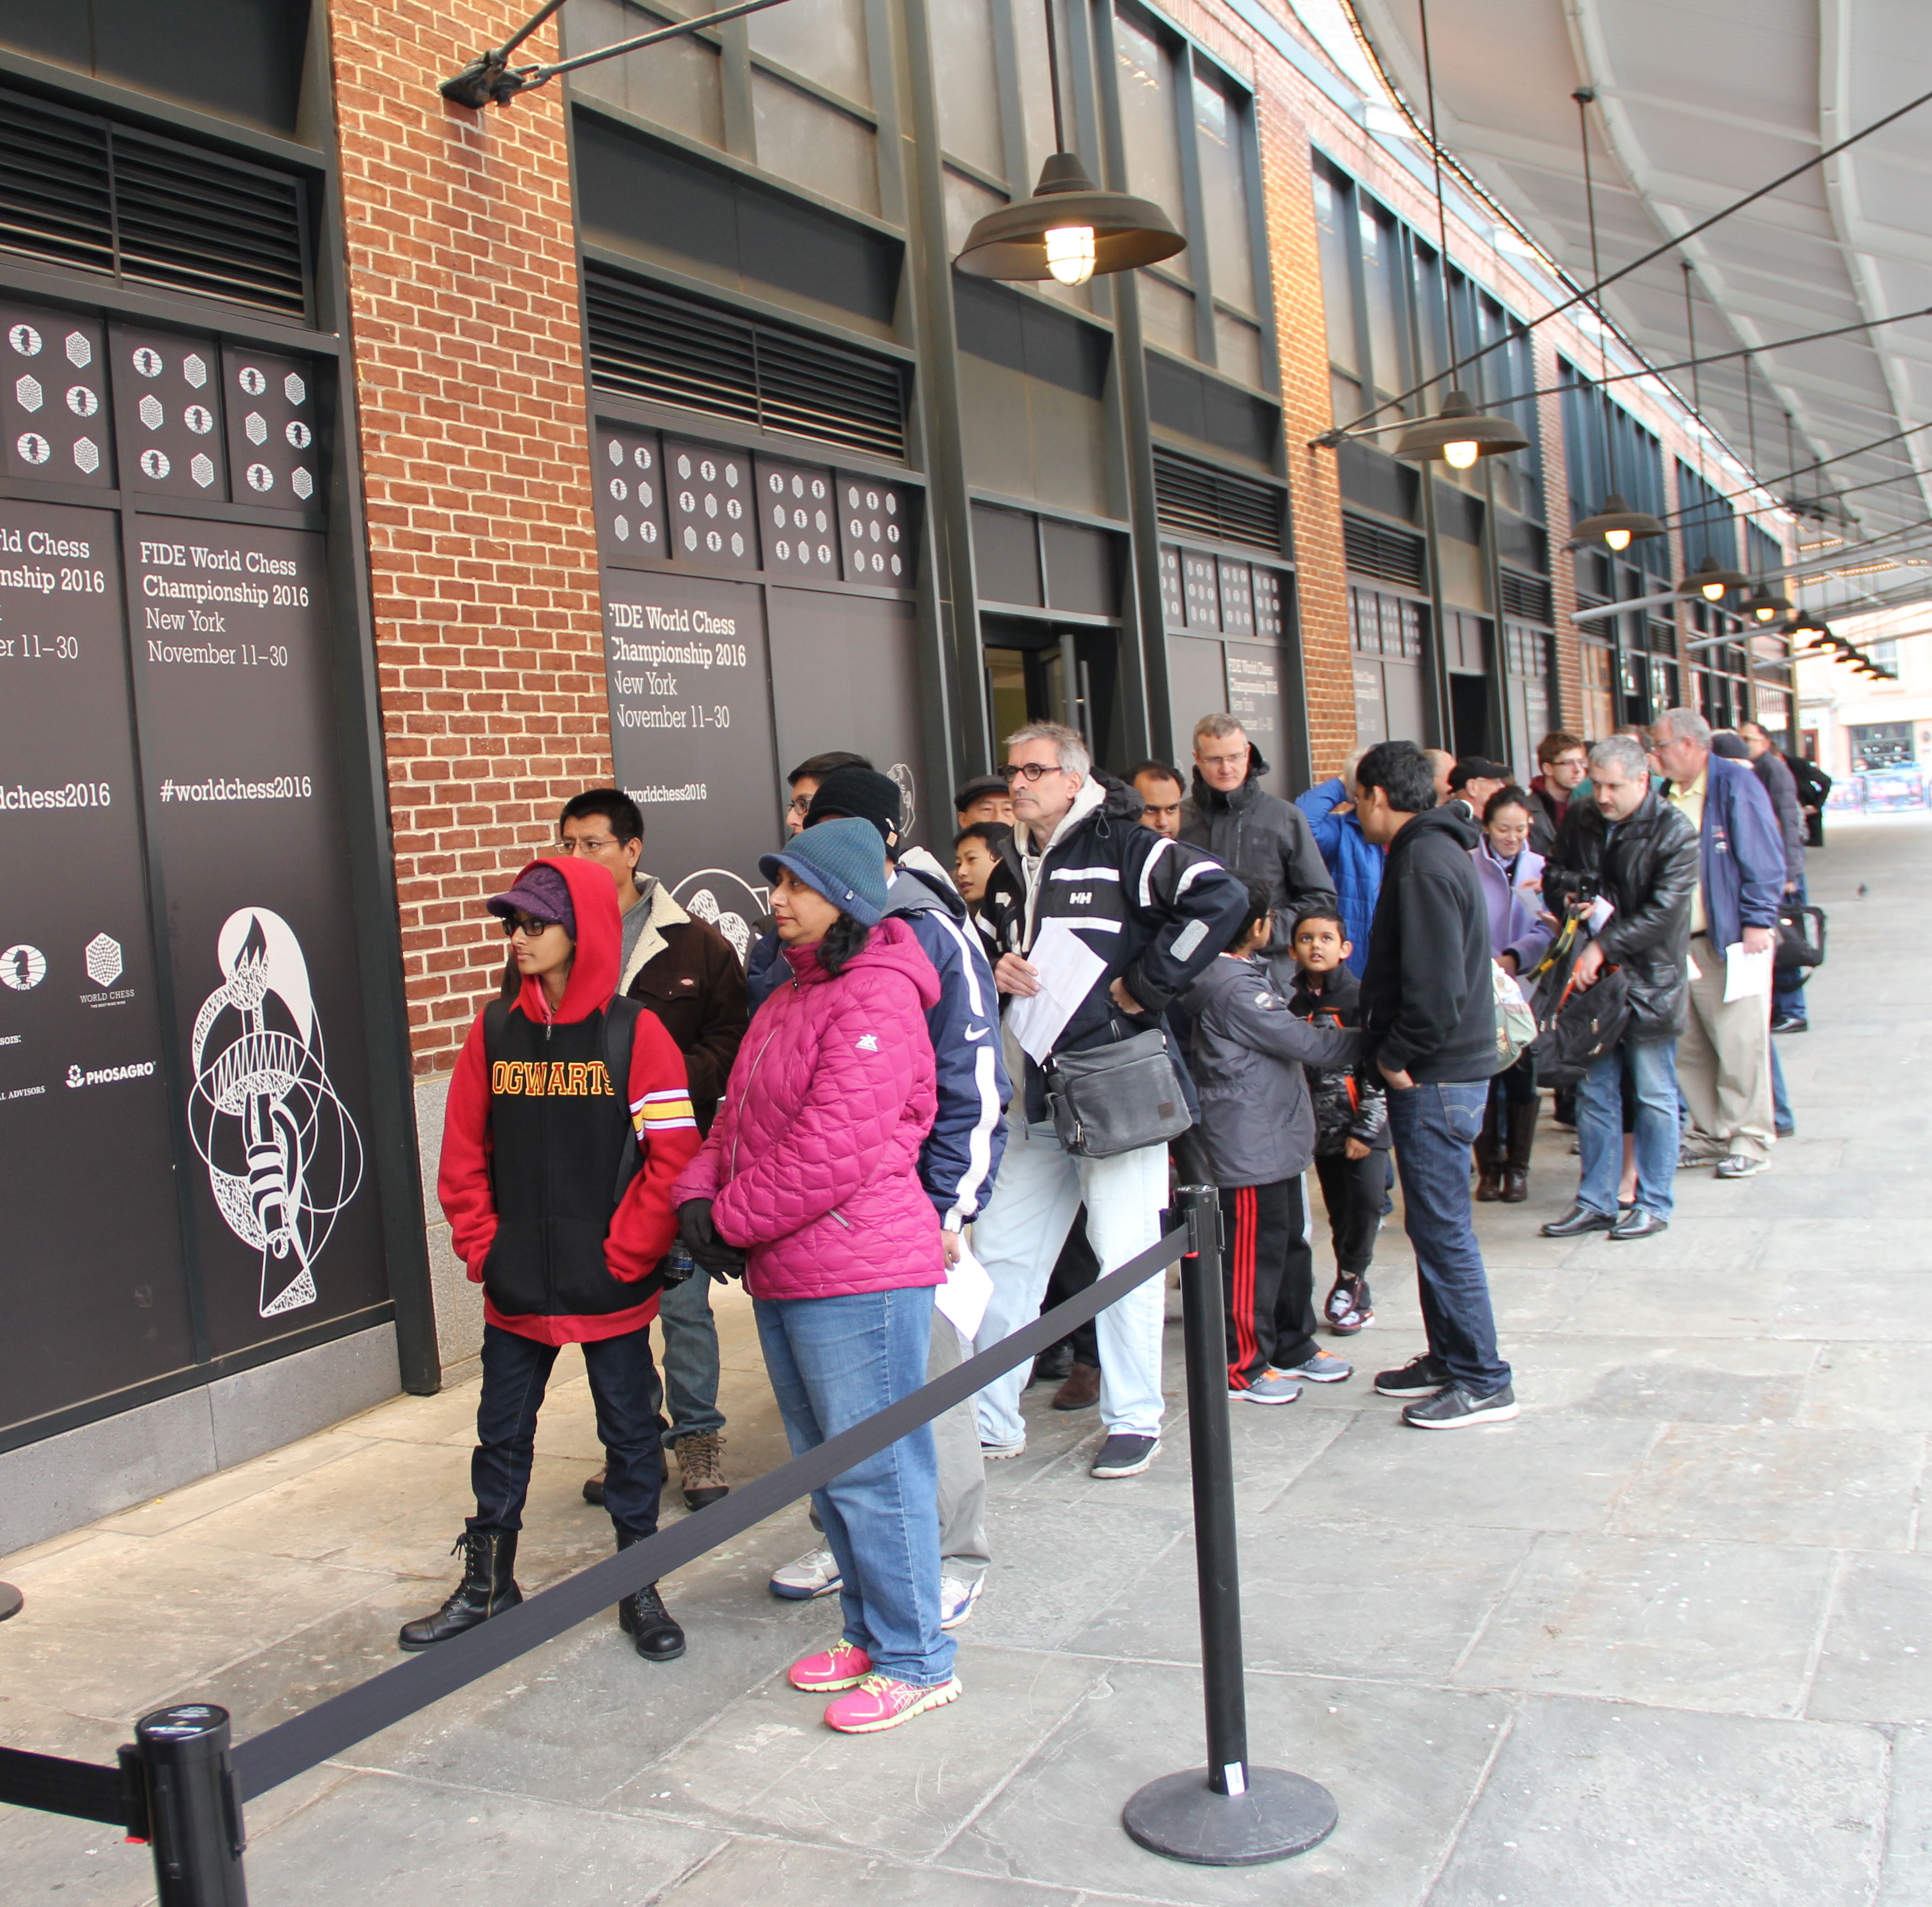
[673,820,956,1734]
[403,855,700,1662]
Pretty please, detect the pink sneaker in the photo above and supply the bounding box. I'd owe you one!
[823,1673,962,1734]
[788,1640,872,1692]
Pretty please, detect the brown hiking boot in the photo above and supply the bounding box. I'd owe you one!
[675,1431,729,1511]
[582,1467,606,1506]
[1050,1362,1102,1411]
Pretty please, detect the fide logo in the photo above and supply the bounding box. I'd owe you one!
[1,944,46,990]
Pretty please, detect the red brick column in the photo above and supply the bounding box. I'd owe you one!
[1253,78,1354,778]
[326,2,608,1073]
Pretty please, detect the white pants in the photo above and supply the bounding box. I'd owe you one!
[970,1117,1168,1442]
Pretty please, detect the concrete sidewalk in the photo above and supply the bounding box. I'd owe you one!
[3,814,1929,1906]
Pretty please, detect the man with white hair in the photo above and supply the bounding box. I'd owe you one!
[1650,708,1786,1178]
[970,722,1247,1478]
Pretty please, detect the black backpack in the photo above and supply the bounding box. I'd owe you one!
[1525,921,1632,1087]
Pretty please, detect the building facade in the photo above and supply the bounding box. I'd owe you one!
[0,0,1790,1544]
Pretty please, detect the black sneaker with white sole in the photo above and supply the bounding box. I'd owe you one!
[1090,1433,1160,1478]
[1373,1354,1449,1398]
[1401,1383,1520,1429]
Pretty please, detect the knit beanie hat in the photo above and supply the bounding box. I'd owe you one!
[803,765,904,853]
[760,817,890,926]
[486,861,577,939]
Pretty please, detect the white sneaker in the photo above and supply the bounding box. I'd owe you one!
[768,1546,842,1600]
[940,1575,984,1629]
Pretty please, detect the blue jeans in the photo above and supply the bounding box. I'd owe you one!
[1386,1080,1511,1395]
[1774,877,1807,1024]
[1771,1042,1792,1134]
[472,1322,663,1543]
[653,1267,724,1445]
[754,1286,953,1687]
[1578,1038,1679,1221]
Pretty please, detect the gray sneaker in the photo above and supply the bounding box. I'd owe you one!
[1274,1350,1354,1384]
[768,1546,841,1600]
[1230,1371,1303,1405]
[1715,1154,1769,1180]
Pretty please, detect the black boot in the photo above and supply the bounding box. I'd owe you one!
[1501,1101,1538,1203]
[398,1530,521,1651]
[616,1532,686,1663]
[1473,1100,1503,1201]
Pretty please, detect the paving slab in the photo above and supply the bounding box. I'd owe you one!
[1427,1696,1887,1907]
[1806,1553,1932,1724]
[1881,1724,1932,1906]
[1453,1532,1839,1717]
[654,1835,1085,1905]
[1509,1335,1816,1423]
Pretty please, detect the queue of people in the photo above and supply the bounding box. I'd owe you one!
[401,700,1806,1738]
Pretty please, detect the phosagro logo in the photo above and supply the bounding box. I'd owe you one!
[67,1059,157,1089]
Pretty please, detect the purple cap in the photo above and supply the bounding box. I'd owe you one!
[487,862,576,939]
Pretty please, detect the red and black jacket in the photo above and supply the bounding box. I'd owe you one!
[438,856,701,1346]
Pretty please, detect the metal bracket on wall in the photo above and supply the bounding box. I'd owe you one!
[441,0,793,108]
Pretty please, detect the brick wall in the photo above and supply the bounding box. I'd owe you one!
[327,1,607,1073]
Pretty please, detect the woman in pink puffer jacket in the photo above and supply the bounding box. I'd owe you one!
[673,819,958,1735]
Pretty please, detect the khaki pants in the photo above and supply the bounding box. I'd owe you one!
[1678,935,1775,1163]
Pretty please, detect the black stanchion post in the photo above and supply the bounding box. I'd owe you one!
[135,1706,249,1906]
[1122,1183,1338,1867]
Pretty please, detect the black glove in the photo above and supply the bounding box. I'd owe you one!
[677,1198,746,1281]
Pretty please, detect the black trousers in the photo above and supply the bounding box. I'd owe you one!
[1041,1206,1101,1368]
[1313,1148,1384,1281]
[1219,1178,1316,1388]
[471,1321,665,1544]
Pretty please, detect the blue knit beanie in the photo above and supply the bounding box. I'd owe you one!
[760,817,890,926]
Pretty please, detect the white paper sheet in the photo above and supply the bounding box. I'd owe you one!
[1584,895,1615,935]
[1724,940,1774,1003]
[1004,918,1108,1066]
[936,1242,994,1342]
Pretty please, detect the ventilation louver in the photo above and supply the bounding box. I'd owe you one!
[1499,569,1554,625]
[0,88,309,319]
[1342,512,1426,589]
[1152,448,1286,555]
[585,267,907,461]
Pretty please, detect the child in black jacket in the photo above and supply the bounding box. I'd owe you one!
[1287,909,1388,1335]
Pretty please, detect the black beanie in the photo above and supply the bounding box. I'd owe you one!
[804,765,904,853]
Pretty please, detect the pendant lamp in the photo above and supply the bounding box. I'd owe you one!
[1739,584,1793,623]
[1679,555,1748,601]
[1573,493,1665,552]
[1394,389,1529,468]
[956,1,1183,285]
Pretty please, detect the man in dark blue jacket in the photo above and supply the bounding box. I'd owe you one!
[1653,709,1785,1178]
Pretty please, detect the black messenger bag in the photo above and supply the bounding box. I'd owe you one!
[1045,1029,1193,1160]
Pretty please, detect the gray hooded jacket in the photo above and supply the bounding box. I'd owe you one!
[1177,952,1361,1188]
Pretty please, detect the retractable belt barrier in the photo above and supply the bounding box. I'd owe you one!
[1,1187,1339,1898]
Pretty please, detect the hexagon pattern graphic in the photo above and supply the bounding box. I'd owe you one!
[13,375,39,411]
[72,438,99,473]
[191,452,216,488]
[283,373,305,405]
[183,353,207,388]
[244,411,266,445]
[84,933,123,988]
[138,394,164,430]
[65,331,90,367]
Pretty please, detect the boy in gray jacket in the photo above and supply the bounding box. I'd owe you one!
[1177,877,1363,1404]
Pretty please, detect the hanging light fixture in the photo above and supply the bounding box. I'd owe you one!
[1739,583,1794,622]
[1395,388,1530,468]
[1568,92,1664,551]
[1680,554,1749,600]
[956,6,1182,283]
[1573,493,1666,552]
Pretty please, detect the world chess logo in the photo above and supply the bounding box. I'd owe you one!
[673,870,767,968]
[84,933,122,988]
[187,908,364,1317]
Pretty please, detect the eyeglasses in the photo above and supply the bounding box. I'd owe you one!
[1001,760,1063,784]
[558,835,619,854]
[501,915,559,939]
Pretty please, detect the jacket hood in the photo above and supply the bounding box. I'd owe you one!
[1395,802,1482,856]
[890,845,969,924]
[780,914,942,1009]
[1014,768,1129,855]
[512,855,623,1025]
[1191,743,1271,809]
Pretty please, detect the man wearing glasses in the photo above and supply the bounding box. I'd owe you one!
[968,723,1247,1480]
[1528,732,1589,857]
[550,790,749,1516]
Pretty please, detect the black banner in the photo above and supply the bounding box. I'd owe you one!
[599,569,778,958]
[132,516,382,1357]
[0,501,195,1428]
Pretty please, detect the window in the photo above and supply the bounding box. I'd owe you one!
[1313,165,1360,425]
[563,0,727,151]
[1192,67,1256,316]
[1358,200,1407,413]
[748,0,869,104]
[932,0,1004,177]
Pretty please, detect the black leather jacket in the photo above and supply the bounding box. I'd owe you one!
[1544,789,1700,1042]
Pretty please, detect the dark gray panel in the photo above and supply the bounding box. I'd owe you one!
[1432,477,1484,546]
[1336,439,1417,523]
[1042,518,1117,617]
[222,344,319,508]
[755,454,838,581]
[664,436,759,570]
[592,420,668,564]
[110,325,227,500]
[953,276,1027,372]
[765,589,930,847]
[971,503,1041,606]
[1181,550,1219,631]
[133,516,385,1356]
[1353,658,1386,745]
[1494,509,1547,574]
[1166,633,1228,755]
[0,303,112,487]
[1159,545,1184,625]
[1225,642,1288,797]
[0,500,195,1430]
[574,116,743,285]
[836,471,917,585]
[735,190,899,330]
[1217,558,1253,636]
[1147,353,1279,469]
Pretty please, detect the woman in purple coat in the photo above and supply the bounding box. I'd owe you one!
[673,819,957,1735]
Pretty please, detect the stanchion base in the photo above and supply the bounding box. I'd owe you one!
[0,1583,20,1623]
[1123,1765,1337,1867]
